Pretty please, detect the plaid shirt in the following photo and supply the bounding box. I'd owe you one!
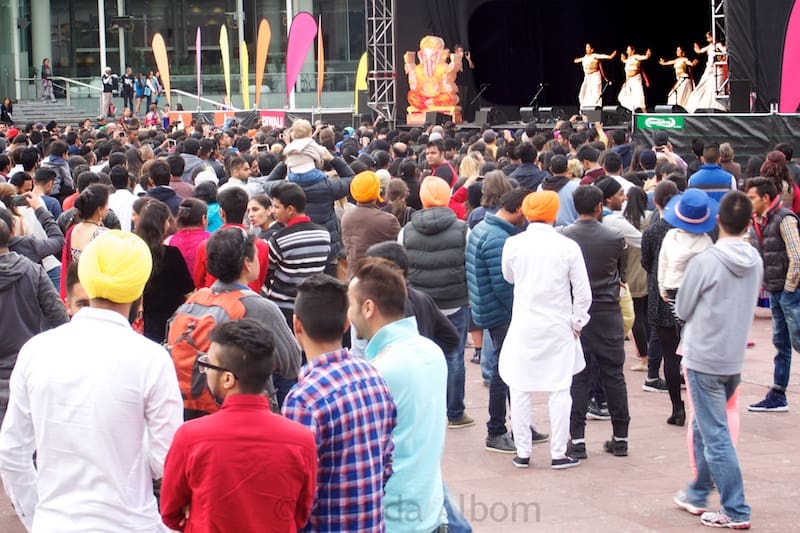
[282,348,397,533]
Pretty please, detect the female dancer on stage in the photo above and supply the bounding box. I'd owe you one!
[574,44,616,108]
[659,46,697,109]
[618,45,651,112]
[685,32,727,112]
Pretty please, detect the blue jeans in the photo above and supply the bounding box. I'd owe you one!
[685,369,750,522]
[479,329,495,383]
[46,266,61,292]
[445,306,469,421]
[487,323,509,437]
[769,290,800,391]
[443,483,472,532]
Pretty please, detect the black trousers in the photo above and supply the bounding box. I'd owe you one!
[632,295,649,357]
[656,325,683,410]
[571,307,631,439]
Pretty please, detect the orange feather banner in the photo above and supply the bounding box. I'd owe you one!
[317,18,325,108]
[255,19,272,109]
[151,33,171,106]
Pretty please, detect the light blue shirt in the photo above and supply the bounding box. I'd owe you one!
[365,317,447,533]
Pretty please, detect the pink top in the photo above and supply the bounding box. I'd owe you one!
[165,228,210,273]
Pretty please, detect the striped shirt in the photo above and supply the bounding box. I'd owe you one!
[267,216,331,309]
[282,348,397,533]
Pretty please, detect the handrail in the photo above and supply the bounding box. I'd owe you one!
[52,76,103,93]
[170,89,239,111]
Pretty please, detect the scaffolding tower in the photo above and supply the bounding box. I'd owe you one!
[711,0,729,98]
[365,0,396,123]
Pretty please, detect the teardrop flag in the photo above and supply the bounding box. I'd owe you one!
[241,41,250,110]
[317,17,325,108]
[286,12,318,105]
[354,52,368,113]
[255,19,271,109]
[152,33,171,107]
[220,25,231,108]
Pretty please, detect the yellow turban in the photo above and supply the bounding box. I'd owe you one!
[522,191,560,224]
[350,170,384,203]
[419,176,451,208]
[78,230,153,304]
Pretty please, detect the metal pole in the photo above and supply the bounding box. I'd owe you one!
[286,0,295,109]
[117,0,126,74]
[98,0,107,71]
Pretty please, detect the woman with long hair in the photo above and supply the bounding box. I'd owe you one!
[165,197,210,274]
[1,97,13,125]
[135,199,194,343]
[381,179,415,227]
[0,183,27,234]
[59,184,111,297]
[134,73,145,115]
[248,194,281,241]
[760,150,796,210]
[623,186,652,371]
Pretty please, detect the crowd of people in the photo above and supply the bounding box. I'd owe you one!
[0,109,797,531]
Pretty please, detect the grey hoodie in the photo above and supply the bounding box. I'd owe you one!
[676,237,763,375]
[0,252,69,377]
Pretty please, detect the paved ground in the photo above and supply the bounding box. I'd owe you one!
[1,308,797,532]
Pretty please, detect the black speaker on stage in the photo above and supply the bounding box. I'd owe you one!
[729,80,751,113]
[519,107,534,123]
[654,105,687,114]
[537,107,554,124]
[580,106,602,122]
[424,111,449,125]
[602,106,631,126]
[474,107,492,125]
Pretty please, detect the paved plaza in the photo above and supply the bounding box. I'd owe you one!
[1,309,797,532]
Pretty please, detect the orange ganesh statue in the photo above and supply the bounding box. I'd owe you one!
[405,35,462,123]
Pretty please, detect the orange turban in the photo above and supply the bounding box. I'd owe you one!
[522,191,560,224]
[419,176,451,208]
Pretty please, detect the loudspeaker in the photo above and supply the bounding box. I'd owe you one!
[694,108,725,114]
[537,106,554,123]
[424,111,449,125]
[653,105,687,114]
[580,106,602,122]
[474,107,491,125]
[520,107,534,123]
[602,105,631,126]
[728,79,751,113]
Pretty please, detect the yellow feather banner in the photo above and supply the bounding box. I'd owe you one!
[254,19,271,109]
[354,52,368,112]
[151,33,171,107]
[241,41,250,110]
[220,26,231,107]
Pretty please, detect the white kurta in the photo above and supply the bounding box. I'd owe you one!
[499,223,592,392]
[0,307,183,532]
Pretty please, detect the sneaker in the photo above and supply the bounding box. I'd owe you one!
[567,441,587,459]
[586,399,611,420]
[700,510,751,529]
[531,427,550,443]
[673,490,707,515]
[551,456,580,470]
[643,378,669,393]
[448,415,477,429]
[512,455,529,469]
[485,433,516,454]
[603,438,628,457]
[748,390,788,412]
[470,353,481,364]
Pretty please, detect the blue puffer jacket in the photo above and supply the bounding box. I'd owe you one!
[465,214,517,329]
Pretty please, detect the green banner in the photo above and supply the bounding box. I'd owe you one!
[635,115,685,130]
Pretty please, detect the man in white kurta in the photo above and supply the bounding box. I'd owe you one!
[499,191,591,470]
[0,231,183,532]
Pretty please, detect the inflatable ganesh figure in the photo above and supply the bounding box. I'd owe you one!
[406,35,462,113]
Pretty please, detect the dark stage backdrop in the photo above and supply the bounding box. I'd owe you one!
[726,0,797,112]
[395,0,710,120]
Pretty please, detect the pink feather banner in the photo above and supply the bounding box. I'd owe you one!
[285,12,318,105]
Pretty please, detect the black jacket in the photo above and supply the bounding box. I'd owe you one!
[407,285,459,355]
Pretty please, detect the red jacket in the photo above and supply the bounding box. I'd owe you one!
[160,395,318,532]
[193,223,269,293]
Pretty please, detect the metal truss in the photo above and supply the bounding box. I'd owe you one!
[711,0,729,96]
[365,0,396,122]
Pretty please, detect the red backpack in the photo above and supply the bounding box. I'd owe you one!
[166,288,249,417]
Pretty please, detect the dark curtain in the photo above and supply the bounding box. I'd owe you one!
[727,0,795,111]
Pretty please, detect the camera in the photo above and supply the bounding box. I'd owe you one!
[11,194,28,207]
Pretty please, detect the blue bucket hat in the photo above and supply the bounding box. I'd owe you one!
[663,189,719,234]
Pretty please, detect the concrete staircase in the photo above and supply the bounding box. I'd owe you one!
[12,100,101,127]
